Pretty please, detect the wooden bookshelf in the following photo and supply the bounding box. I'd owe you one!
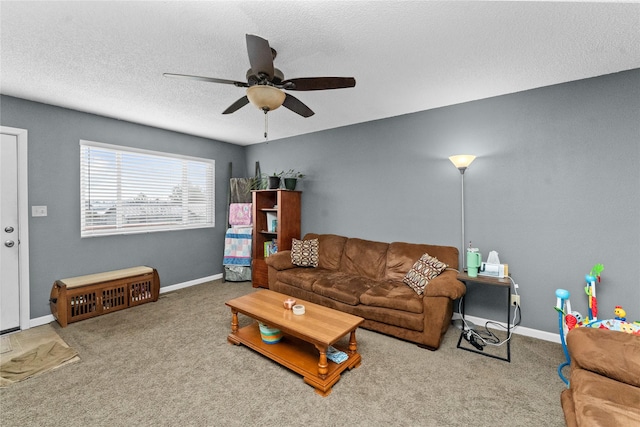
[251,190,301,288]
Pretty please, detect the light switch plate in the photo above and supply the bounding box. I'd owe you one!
[32,206,47,217]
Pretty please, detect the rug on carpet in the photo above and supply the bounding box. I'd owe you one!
[0,336,13,354]
[0,324,79,387]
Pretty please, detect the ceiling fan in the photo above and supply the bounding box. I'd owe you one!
[164,34,356,118]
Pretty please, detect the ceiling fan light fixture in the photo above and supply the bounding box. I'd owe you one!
[165,35,354,119]
[246,85,286,111]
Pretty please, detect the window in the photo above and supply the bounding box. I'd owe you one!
[80,140,214,237]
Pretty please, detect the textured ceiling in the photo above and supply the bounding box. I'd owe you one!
[1,1,639,146]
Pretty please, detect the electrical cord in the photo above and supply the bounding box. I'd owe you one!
[458,275,522,348]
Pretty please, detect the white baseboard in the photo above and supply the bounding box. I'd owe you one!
[159,274,222,294]
[452,313,561,344]
[30,314,56,328]
[28,273,224,329]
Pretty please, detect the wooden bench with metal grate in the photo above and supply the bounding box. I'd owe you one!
[50,266,160,327]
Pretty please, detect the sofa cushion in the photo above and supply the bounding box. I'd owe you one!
[560,389,577,427]
[568,327,640,388]
[311,272,374,306]
[264,250,295,270]
[303,233,347,270]
[290,238,319,267]
[358,306,424,331]
[386,242,431,281]
[386,242,459,281]
[423,270,466,299]
[276,268,334,292]
[403,253,448,295]
[359,281,424,314]
[570,368,640,426]
[339,238,389,280]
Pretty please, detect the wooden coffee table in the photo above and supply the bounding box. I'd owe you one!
[225,290,364,396]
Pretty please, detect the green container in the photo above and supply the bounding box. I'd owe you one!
[258,322,282,344]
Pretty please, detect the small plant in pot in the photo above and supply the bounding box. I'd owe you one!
[247,175,267,191]
[283,169,305,190]
[267,171,283,189]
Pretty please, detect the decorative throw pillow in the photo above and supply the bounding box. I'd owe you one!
[290,238,319,267]
[403,253,447,295]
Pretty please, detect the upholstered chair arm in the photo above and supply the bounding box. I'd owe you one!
[264,250,295,271]
[423,270,466,300]
[567,327,640,388]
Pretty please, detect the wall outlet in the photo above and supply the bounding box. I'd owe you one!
[511,294,520,307]
[32,206,47,217]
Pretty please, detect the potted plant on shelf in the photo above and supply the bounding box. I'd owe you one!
[283,169,305,190]
[247,174,267,191]
[267,171,283,189]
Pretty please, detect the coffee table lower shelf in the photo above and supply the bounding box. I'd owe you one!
[228,322,361,396]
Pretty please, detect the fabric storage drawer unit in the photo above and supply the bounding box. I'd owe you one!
[50,266,160,327]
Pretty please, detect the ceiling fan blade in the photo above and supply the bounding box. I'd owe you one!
[222,96,250,114]
[163,73,248,87]
[281,77,356,91]
[246,34,274,80]
[282,94,315,118]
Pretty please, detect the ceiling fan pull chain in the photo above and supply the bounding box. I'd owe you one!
[264,109,269,140]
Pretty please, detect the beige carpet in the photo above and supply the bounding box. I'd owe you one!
[0,281,567,426]
[0,324,79,387]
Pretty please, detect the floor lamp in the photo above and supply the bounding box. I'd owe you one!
[449,155,476,271]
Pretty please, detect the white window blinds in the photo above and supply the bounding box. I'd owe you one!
[80,140,215,237]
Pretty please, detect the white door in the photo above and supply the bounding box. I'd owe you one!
[1,132,21,333]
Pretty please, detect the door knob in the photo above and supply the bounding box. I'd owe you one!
[4,226,14,233]
[4,240,15,247]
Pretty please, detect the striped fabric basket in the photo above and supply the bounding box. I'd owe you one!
[258,323,282,344]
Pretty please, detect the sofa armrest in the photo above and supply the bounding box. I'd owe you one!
[567,327,640,388]
[424,270,466,300]
[264,250,295,271]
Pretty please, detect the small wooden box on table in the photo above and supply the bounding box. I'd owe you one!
[50,266,160,327]
[226,290,364,396]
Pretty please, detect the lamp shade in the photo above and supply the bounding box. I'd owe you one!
[449,155,476,170]
[246,85,286,111]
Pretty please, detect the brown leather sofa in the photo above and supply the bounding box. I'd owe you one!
[561,327,640,426]
[265,233,465,350]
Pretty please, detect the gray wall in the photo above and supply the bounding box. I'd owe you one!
[3,69,638,333]
[1,95,247,318]
[246,69,640,334]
